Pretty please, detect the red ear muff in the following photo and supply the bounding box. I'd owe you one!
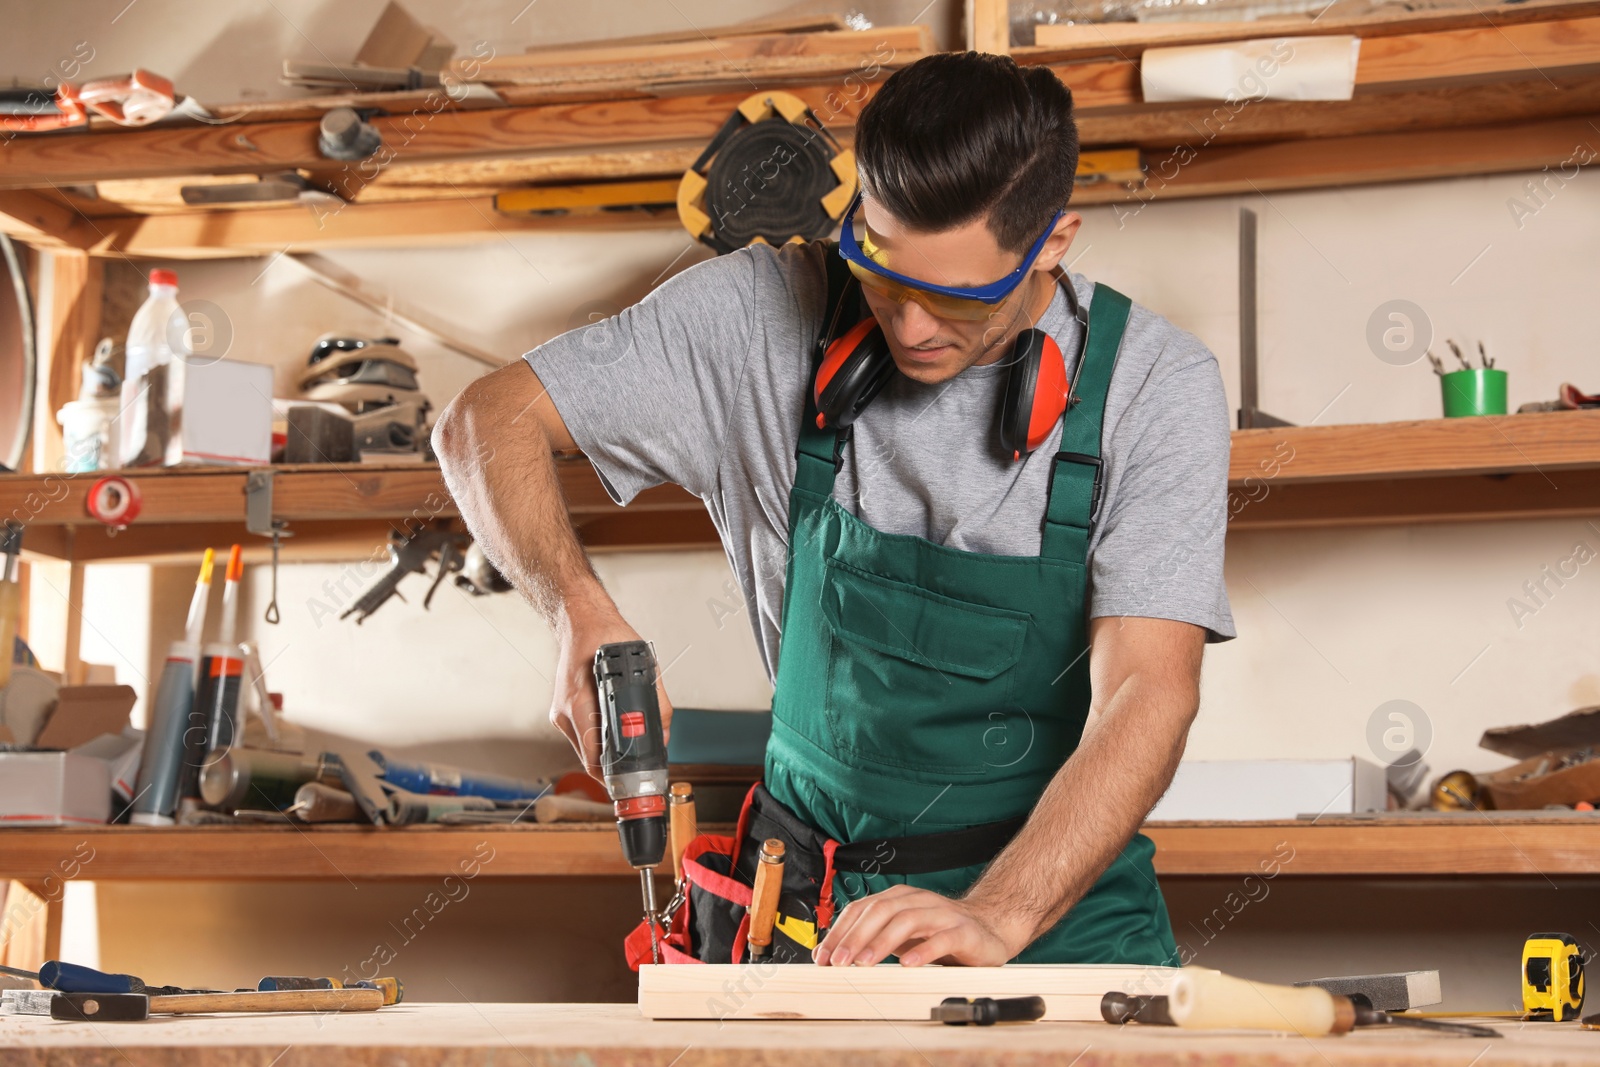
[814,318,895,430]
[997,329,1068,460]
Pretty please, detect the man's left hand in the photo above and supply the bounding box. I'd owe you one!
[811,885,1032,967]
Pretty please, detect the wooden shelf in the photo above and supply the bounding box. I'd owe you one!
[3,413,1595,561]
[1,816,1596,882]
[1,460,710,562]
[1227,410,1600,529]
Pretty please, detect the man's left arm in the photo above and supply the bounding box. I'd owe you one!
[813,615,1202,967]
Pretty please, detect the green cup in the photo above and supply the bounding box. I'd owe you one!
[1441,368,1508,417]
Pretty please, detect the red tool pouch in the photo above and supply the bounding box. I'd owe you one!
[623,784,1024,969]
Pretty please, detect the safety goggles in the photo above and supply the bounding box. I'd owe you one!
[838,196,1062,321]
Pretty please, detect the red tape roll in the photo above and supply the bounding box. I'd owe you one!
[86,476,142,528]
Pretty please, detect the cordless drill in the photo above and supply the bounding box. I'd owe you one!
[593,641,670,963]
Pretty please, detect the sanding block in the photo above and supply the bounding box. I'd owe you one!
[1295,970,1441,1011]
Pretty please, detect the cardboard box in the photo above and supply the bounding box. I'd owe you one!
[0,750,111,826]
[180,359,274,465]
[1148,758,1387,821]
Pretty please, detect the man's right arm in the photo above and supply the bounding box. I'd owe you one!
[432,361,669,774]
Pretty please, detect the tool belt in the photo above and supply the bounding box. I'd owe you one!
[624,784,1025,969]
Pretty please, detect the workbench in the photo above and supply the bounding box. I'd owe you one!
[0,1004,1591,1065]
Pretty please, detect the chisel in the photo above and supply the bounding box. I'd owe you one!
[669,782,697,882]
[747,838,785,961]
[1169,971,1500,1038]
[52,987,383,1021]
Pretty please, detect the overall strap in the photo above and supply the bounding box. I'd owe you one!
[1041,283,1132,564]
[795,243,856,497]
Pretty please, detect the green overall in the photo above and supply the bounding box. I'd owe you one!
[764,281,1178,965]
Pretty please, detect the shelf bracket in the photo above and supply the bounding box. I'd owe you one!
[245,470,294,624]
[1237,207,1293,430]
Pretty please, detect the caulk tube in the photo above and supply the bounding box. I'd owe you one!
[197,547,246,764]
[131,548,214,826]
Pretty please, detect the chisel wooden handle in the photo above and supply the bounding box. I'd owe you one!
[1170,971,1354,1036]
[150,987,384,1014]
[534,793,613,823]
[670,782,697,882]
[746,838,785,960]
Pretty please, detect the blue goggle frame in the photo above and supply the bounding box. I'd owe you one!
[836,195,1063,304]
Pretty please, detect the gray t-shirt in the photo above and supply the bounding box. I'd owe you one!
[528,241,1236,682]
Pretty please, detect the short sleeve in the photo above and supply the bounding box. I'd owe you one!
[1090,355,1237,642]
[525,248,759,504]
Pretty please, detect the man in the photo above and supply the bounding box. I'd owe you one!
[435,52,1235,968]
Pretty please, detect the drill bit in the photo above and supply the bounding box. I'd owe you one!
[1447,339,1471,371]
[640,868,661,964]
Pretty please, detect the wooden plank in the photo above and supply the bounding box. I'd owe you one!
[36,253,102,474]
[1229,468,1600,529]
[0,825,639,880]
[1091,113,1600,204]
[518,13,851,55]
[1027,0,1600,58]
[1075,75,1600,150]
[2,819,1599,883]
[474,27,932,78]
[1227,411,1600,483]
[0,191,99,251]
[1358,14,1600,91]
[1034,15,1600,112]
[61,560,82,685]
[1146,819,1600,876]
[0,880,50,971]
[638,963,1184,1021]
[967,0,1012,54]
[0,85,873,190]
[109,197,683,259]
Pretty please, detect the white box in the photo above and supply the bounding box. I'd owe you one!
[1148,758,1386,821]
[0,751,111,826]
[180,358,274,465]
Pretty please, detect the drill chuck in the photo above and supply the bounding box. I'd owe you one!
[615,797,669,871]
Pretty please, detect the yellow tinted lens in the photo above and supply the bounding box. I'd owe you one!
[845,260,997,321]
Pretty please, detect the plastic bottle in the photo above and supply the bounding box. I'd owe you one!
[119,268,183,467]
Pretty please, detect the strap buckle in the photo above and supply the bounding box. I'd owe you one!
[831,427,852,473]
[1055,451,1104,523]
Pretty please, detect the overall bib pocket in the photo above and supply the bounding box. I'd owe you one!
[820,557,1030,776]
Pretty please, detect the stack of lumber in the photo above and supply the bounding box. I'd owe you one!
[457,20,937,99]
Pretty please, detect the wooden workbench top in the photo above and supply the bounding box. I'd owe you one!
[0,1004,1592,1066]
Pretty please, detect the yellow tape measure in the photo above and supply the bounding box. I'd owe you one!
[1523,933,1586,1021]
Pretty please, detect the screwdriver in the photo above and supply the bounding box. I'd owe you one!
[0,961,206,996]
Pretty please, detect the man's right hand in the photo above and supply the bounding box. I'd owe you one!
[550,607,675,779]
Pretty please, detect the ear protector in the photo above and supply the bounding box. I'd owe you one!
[813,281,1087,461]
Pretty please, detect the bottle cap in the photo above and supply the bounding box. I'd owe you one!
[148,268,178,288]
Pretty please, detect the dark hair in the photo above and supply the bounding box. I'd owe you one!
[854,52,1078,254]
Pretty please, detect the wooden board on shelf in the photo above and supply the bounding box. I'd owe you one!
[1,818,1599,882]
[1230,410,1600,483]
[637,963,1185,1021]
[469,27,934,82]
[4,413,1600,561]
[1026,0,1600,58]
